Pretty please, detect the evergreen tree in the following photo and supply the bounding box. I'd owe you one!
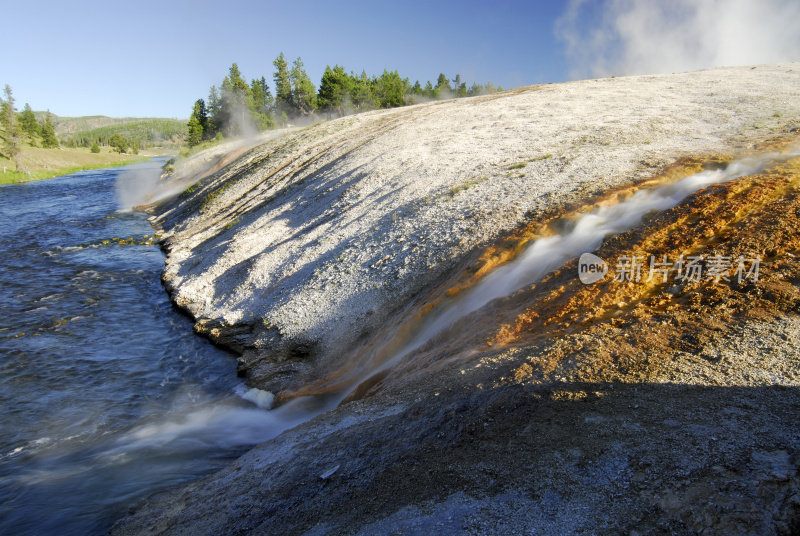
[40,112,59,148]
[206,85,222,137]
[187,116,203,146]
[424,80,435,99]
[318,65,351,116]
[219,62,253,136]
[348,71,376,112]
[188,58,503,131]
[375,70,406,108]
[187,99,207,145]
[290,57,317,116]
[227,63,249,93]
[90,142,100,153]
[435,73,451,98]
[405,80,425,104]
[250,76,274,129]
[194,99,209,134]
[273,53,292,120]
[1,85,22,170]
[452,74,467,97]
[109,133,128,153]
[250,77,272,114]
[18,103,39,138]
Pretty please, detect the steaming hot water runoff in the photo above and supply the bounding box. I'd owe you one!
[297,147,800,397]
[0,149,794,534]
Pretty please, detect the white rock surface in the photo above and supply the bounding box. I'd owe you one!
[152,63,800,390]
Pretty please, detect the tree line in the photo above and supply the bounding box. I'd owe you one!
[60,119,186,152]
[1,85,59,170]
[187,55,502,145]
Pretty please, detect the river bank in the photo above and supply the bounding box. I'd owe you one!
[0,146,155,185]
[115,64,800,534]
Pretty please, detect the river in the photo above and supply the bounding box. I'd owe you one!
[0,159,271,535]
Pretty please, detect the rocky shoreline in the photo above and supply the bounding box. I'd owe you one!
[115,64,800,534]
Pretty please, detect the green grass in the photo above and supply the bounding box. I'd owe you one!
[0,157,149,185]
[508,162,527,170]
[450,175,488,196]
[200,182,234,213]
[179,183,198,198]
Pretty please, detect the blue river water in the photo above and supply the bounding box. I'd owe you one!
[0,160,268,535]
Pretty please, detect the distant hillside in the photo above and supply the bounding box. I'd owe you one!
[33,113,187,148]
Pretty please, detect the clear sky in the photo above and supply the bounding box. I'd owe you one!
[1,0,798,119]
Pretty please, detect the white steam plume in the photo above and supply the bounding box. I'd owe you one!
[115,164,162,211]
[556,0,800,79]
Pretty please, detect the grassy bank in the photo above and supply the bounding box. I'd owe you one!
[0,146,157,185]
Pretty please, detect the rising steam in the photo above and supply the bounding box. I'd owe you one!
[115,164,162,211]
[555,0,800,79]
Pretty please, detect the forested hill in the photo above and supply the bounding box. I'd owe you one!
[47,114,187,148]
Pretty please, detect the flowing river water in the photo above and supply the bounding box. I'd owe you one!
[0,160,284,535]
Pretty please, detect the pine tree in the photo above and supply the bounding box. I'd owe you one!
[318,65,351,116]
[227,63,249,93]
[187,99,208,145]
[435,73,451,98]
[40,112,59,148]
[1,85,22,169]
[375,70,406,108]
[452,74,467,97]
[187,117,203,146]
[290,57,317,116]
[206,85,221,137]
[348,71,376,112]
[424,80,435,99]
[193,99,209,133]
[109,133,128,153]
[18,103,40,138]
[250,77,272,115]
[219,63,253,136]
[250,76,274,129]
[273,53,292,120]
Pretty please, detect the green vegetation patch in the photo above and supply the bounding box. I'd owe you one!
[450,175,489,196]
[200,181,235,213]
[0,157,149,185]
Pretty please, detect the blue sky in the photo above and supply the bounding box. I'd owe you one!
[1,0,798,118]
[0,0,570,118]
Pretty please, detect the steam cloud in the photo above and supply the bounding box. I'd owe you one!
[115,165,161,211]
[556,0,800,79]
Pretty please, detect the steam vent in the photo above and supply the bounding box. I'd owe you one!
[116,64,800,534]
